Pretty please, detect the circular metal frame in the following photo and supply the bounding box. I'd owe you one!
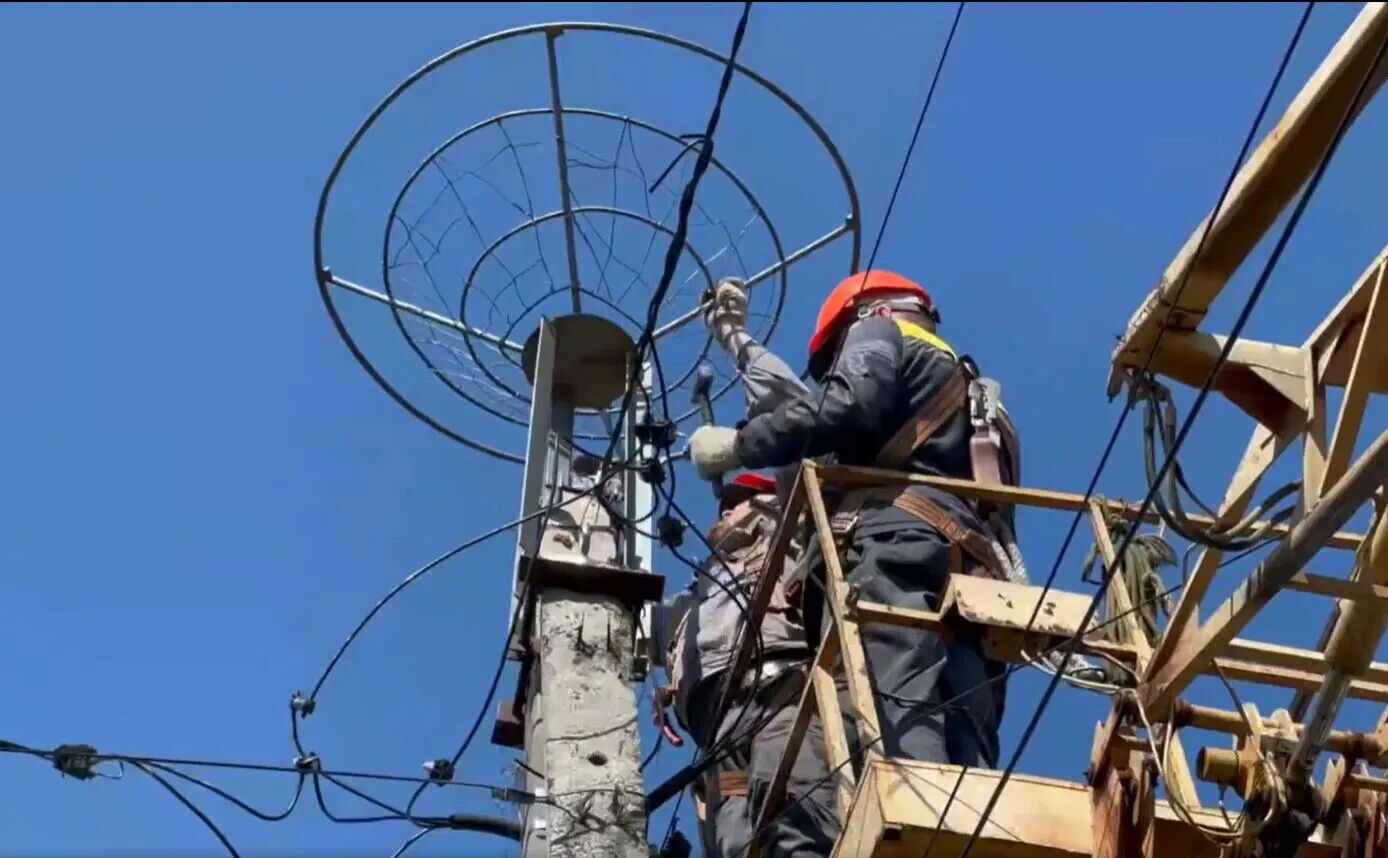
[392,205,721,441]
[314,21,863,463]
[380,106,792,435]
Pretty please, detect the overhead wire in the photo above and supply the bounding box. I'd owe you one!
[0,741,512,791]
[703,0,967,761]
[956,9,1388,857]
[391,0,759,798]
[2,3,750,853]
[998,0,1316,692]
[293,0,753,803]
[131,762,244,858]
[750,575,1188,845]
[390,0,756,834]
[297,480,608,711]
[749,5,1319,841]
[596,0,753,480]
[398,472,573,824]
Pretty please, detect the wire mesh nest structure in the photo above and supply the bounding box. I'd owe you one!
[314,22,862,463]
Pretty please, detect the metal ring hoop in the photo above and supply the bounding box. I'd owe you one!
[389,204,721,441]
[315,21,863,463]
[381,107,791,431]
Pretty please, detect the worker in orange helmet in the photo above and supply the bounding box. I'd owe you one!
[689,269,1026,773]
[653,470,836,858]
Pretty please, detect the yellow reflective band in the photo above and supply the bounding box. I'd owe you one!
[894,319,956,358]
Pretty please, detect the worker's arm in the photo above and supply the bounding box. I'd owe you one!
[739,340,812,419]
[734,316,901,469]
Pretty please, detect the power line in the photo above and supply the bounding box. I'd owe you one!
[957,11,1386,858]
[597,0,754,476]
[132,762,243,858]
[299,481,607,707]
[1003,0,1317,677]
[704,0,967,756]
[749,576,1188,844]
[749,10,1317,843]
[0,741,514,791]
[893,0,1320,845]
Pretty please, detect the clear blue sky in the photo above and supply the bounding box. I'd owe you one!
[3,2,1386,856]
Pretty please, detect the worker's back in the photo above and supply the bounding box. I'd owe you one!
[667,494,806,742]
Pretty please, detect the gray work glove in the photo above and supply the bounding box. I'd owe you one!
[703,278,748,342]
[689,425,741,480]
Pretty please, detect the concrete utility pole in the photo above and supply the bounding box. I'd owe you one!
[505,316,663,858]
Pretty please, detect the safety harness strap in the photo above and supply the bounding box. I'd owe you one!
[717,771,749,798]
[875,367,968,470]
[893,491,1005,579]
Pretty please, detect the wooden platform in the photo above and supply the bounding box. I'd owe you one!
[831,759,1340,858]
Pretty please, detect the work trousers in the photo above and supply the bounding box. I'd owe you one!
[687,667,839,858]
[814,525,1007,767]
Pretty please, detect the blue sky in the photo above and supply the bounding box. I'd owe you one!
[2,2,1386,856]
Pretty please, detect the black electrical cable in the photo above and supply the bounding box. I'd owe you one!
[131,762,242,858]
[746,577,1187,844]
[884,0,1318,842]
[390,814,523,856]
[646,682,786,811]
[658,491,773,754]
[956,14,1383,858]
[597,0,754,479]
[659,787,687,854]
[1002,0,1316,671]
[0,743,509,791]
[1139,379,1301,550]
[311,770,413,825]
[399,482,570,825]
[696,0,965,787]
[396,400,653,822]
[143,762,305,822]
[299,480,607,712]
[392,827,441,857]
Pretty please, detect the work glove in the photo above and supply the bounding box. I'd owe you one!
[703,278,748,341]
[689,425,741,480]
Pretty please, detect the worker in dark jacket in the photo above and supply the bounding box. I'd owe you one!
[654,472,837,858]
[689,269,1014,768]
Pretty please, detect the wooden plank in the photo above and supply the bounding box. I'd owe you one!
[1143,333,1306,427]
[1143,429,1388,712]
[854,595,1388,702]
[1286,570,1388,603]
[1109,2,1388,393]
[1304,345,1330,506]
[1092,766,1139,858]
[844,759,1339,858]
[1213,658,1388,703]
[749,623,833,858]
[829,760,884,858]
[814,465,1364,549]
[802,462,884,758]
[1304,246,1388,355]
[811,637,857,824]
[1322,260,1388,496]
[1223,637,1388,687]
[855,600,1135,666]
[1143,420,1301,683]
[1086,502,1201,810]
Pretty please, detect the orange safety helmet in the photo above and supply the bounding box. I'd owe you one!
[806,270,935,379]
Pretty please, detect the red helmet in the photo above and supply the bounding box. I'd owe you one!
[729,473,777,493]
[807,270,933,379]
[719,472,778,512]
